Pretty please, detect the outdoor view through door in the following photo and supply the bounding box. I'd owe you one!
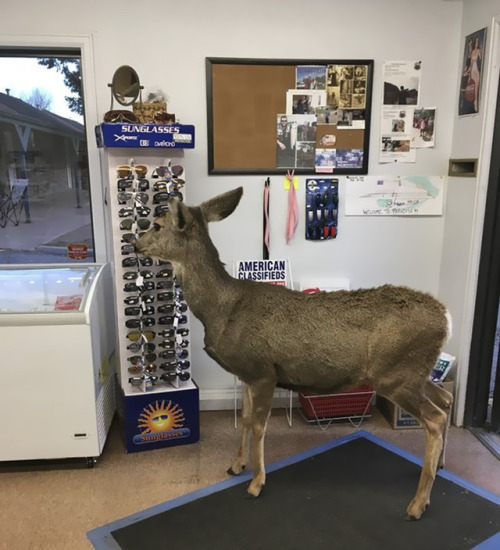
[0,49,95,264]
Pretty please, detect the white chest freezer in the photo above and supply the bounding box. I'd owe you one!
[0,263,117,463]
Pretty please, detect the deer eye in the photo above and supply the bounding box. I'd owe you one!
[153,223,161,232]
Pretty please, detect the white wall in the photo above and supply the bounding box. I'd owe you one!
[441,0,500,423]
[0,0,468,408]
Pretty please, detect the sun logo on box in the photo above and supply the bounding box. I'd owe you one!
[138,400,185,434]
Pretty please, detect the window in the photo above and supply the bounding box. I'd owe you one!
[0,49,95,264]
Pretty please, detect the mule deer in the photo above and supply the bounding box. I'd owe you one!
[135,187,453,520]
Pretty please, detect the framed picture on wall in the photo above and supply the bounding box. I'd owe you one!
[459,27,487,116]
[206,57,374,175]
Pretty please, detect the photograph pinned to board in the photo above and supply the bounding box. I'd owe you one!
[412,108,436,147]
[459,27,487,116]
[383,61,422,106]
[277,114,318,169]
[305,178,339,240]
[345,175,444,216]
[296,66,327,90]
[286,89,326,115]
[276,114,297,168]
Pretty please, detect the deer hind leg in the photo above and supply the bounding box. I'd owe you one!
[228,383,251,476]
[394,392,448,520]
[243,379,276,498]
[424,380,453,468]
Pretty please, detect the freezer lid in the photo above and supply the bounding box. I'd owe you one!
[0,264,102,320]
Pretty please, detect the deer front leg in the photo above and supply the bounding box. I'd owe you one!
[228,383,251,476]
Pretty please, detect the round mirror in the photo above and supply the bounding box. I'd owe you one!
[110,65,142,106]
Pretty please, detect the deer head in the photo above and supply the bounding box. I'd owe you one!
[135,187,243,263]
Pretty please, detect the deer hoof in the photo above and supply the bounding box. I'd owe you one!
[404,500,428,521]
[247,481,264,498]
[227,464,245,476]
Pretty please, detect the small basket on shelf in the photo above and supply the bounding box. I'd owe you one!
[298,385,375,430]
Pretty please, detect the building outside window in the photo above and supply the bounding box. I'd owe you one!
[0,50,95,264]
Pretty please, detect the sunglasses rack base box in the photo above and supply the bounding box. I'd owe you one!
[118,383,200,453]
[101,148,199,450]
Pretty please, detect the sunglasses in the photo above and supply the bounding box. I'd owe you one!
[126,330,156,342]
[128,365,143,375]
[177,339,189,349]
[154,205,170,217]
[158,339,175,349]
[126,317,156,329]
[152,166,172,180]
[159,349,175,360]
[160,372,177,383]
[136,205,151,217]
[122,257,138,267]
[178,371,191,382]
[177,360,190,370]
[157,304,174,315]
[137,179,150,191]
[156,280,174,290]
[124,283,139,292]
[159,316,174,326]
[177,328,190,337]
[121,244,135,254]
[124,295,140,305]
[116,164,148,179]
[119,207,135,218]
[117,179,134,191]
[152,180,171,192]
[129,353,157,365]
[104,110,139,124]
[175,301,188,313]
[153,191,171,204]
[157,268,173,278]
[158,328,175,338]
[158,291,174,301]
[140,270,155,279]
[160,362,177,373]
[122,232,146,244]
[123,271,139,281]
[144,364,157,374]
[125,306,154,316]
[176,349,189,359]
[129,375,158,387]
[141,294,155,304]
[120,218,151,231]
[127,342,156,353]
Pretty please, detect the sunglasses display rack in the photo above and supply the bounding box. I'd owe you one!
[107,156,193,396]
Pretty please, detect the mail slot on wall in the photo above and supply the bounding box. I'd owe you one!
[448,158,478,177]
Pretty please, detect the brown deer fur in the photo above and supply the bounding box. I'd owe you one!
[135,186,453,520]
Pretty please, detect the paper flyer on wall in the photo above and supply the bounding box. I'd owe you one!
[383,61,422,105]
[345,175,444,216]
[379,106,416,163]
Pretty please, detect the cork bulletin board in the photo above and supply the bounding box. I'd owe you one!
[206,57,374,175]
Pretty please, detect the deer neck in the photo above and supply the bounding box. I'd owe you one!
[172,240,237,325]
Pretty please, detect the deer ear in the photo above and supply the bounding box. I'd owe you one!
[200,187,243,222]
[168,198,189,231]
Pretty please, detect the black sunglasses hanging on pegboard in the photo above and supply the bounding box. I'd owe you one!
[115,159,190,393]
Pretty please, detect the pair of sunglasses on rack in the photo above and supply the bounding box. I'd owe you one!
[126,330,156,342]
[160,371,190,383]
[117,164,148,179]
[129,375,158,387]
[117,192,149,205]
[119,206,151,218]
[124,294,155,305]
[126,318,156,329]
[128,364,157,375]
[122,256,153,268]
[125,305,154,316]
[129,353,157,365]
[127,341,156,353]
